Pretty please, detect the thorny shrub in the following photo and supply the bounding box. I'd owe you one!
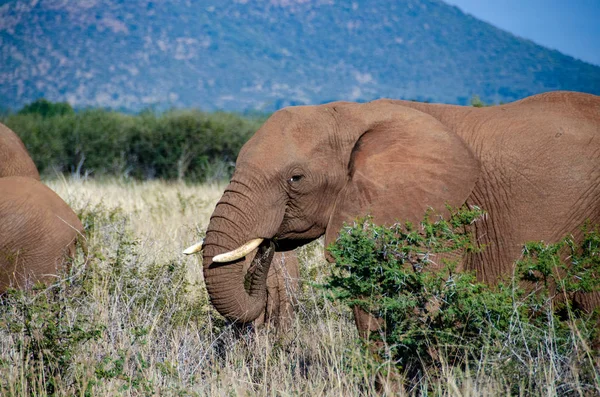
[324,207,600,392]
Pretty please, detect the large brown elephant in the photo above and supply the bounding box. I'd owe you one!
[0,122,40,179]
[0,177,84,292]
[185,91,600,333]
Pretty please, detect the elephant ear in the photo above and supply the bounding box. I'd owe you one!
[325,103,481,248]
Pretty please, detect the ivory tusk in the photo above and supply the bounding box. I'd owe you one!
[213,238,264,263]
[183,239,204,255]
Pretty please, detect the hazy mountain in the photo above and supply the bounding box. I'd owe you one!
[1,0,599,112]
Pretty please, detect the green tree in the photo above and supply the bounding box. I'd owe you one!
[18,98,74,117]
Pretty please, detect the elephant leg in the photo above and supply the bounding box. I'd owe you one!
[253,250,299,331]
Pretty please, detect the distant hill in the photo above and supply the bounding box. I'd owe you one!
[1,0,599,112]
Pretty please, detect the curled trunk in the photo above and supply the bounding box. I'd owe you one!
[201,177,284,323]
[203,240,275,322]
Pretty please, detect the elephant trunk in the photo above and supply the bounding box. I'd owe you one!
[203,240,274,323]
[202,178,283,323]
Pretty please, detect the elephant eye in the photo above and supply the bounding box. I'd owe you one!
[289,175,304,183]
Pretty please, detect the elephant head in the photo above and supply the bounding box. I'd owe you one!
[0,122,40,180]
[188,100,481,323]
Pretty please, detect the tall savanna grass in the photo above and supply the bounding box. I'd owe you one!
[0,178,367,396]
[1,178,598,396]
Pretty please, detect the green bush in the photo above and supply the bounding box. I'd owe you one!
[323,208,600,389]
[0,286,103,396]
[18,98,74,117]
[1,100,266,182]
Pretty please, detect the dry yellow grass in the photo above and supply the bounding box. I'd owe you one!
[46,177,224,258]
[0,177,597,396]
[46,177,231,294]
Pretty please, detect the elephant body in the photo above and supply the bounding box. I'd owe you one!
[197,91,600,329]
[0,177,84,292]
[0,122,40,179]
[360,92,600,284]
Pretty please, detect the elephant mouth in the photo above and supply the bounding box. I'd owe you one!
[273,237,313,252]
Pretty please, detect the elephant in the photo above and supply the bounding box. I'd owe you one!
[0,122,40,179]
[0,176,84,292]
[184,91,600,336]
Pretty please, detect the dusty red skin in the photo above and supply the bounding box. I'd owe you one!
[0,177,84,292]
[199,91,600,336]
[0,122,40,180]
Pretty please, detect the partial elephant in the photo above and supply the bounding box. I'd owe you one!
[0,122,40,179]
[0,176,84,292]
[186,238,299,329]
[186,91,600,335]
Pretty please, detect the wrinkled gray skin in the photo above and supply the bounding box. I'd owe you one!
[200,91,600,336]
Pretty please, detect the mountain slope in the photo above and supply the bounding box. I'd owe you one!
[1,0,599,111]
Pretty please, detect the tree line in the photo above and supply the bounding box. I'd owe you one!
[1,99,266,182]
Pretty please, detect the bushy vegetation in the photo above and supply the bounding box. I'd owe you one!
[1,180,598,395]
[18,99,75,118]
[324,208,600,393]
[0,203,213,395]
[1,100,266,182]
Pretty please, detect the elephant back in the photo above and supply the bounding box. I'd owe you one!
[0,177,83,291]
[0,122,40,180]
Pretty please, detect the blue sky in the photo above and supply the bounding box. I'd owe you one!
[445,0,600,66]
